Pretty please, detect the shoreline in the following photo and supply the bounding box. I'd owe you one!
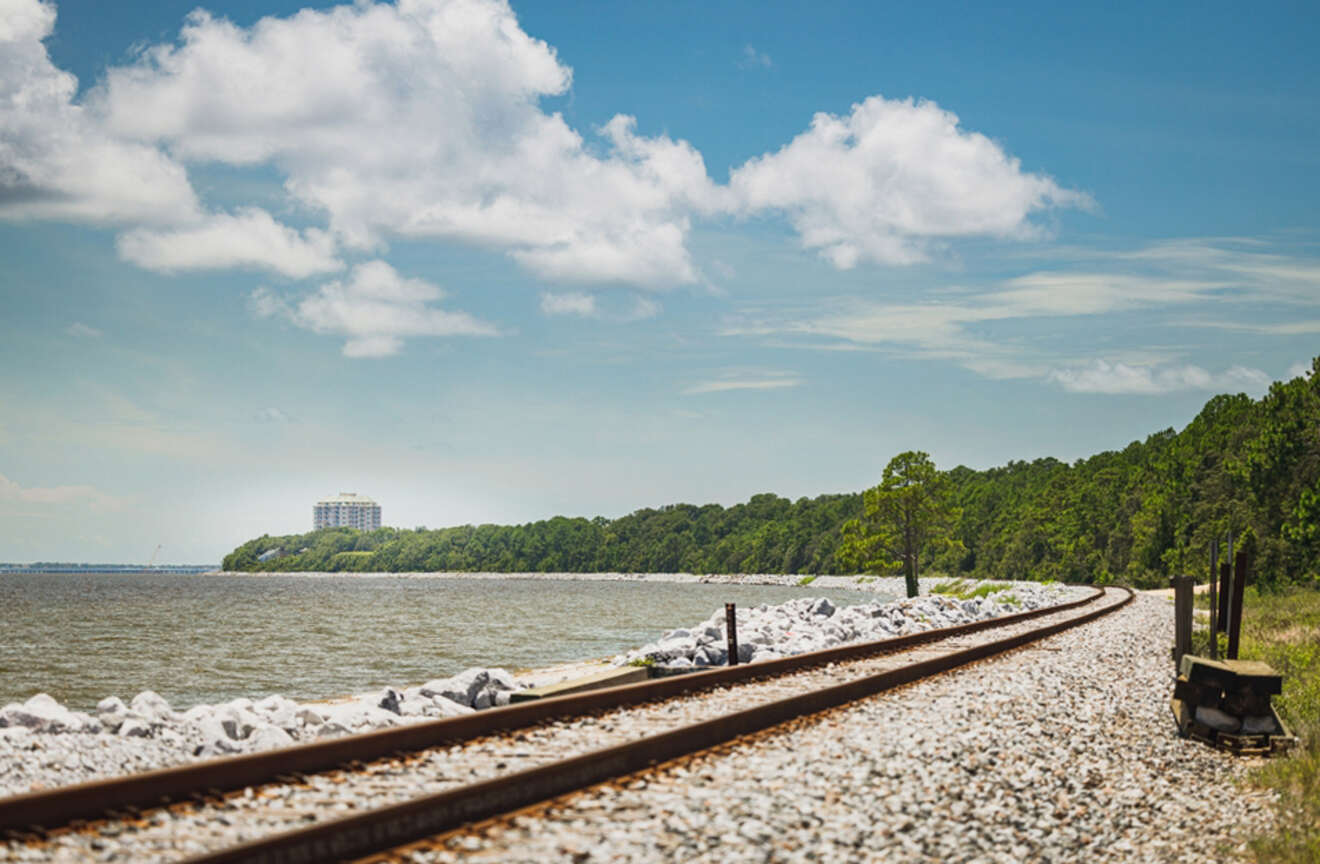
[201,570,957,594]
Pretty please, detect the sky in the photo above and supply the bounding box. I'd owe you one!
[2,0,1318,564]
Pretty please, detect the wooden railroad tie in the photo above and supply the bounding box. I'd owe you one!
[1171,655,1296,756]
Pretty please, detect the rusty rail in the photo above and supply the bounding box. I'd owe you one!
[184,587,1131,864]
[0,586,1105,839]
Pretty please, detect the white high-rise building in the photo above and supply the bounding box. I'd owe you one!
[314,493,381,531]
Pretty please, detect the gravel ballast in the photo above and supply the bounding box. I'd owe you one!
[406,592,1278,864]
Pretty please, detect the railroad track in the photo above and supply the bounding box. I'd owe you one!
[0,586,1130,863]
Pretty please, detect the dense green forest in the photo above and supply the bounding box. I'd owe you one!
[224,358,1320,588]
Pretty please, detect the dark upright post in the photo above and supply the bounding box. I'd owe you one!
[725,603,739,666]
[1217,533,1233,632]
[1227,549,1249,660]
[1172,574,1193,669]
[1208,542,1218,659]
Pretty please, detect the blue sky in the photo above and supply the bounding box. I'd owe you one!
[2,0,1318,564]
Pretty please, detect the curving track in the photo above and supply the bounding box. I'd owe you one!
[0,586,1130,864]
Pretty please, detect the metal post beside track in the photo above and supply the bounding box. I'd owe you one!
[725,603,739,666]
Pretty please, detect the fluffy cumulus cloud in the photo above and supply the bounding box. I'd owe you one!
[92,1,720,286]
[730,96,1088,267]
[3,0,1088,291]
[251,260,497,357]
[2,0,1097,362]
[1048,361,1271,396]
[117,208,342,278]
[0,0,198,224]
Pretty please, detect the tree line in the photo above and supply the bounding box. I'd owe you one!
[223,357,1320,589]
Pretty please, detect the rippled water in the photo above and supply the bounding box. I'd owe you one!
[0,573,882,711]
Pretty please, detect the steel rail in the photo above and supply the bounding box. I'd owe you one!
[185,587,1132,864]
[0,586,1103,838]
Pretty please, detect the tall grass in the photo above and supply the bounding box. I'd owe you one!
[1235,587,1320,863]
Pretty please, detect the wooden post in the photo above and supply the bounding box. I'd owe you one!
[1227,549,1249,660]
[1217,532,1233,633]
[1208,542,1218,659]
[725,603,739,666]
[1172,574,1193,669]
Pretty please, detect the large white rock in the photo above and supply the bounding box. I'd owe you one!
[254,695,298,716]
[425,696,475,718]
[295,706,325,726]
[319,701,399,731]
[809,598,836,617]
[375,688,402,715]
[315,721,352,738]
[118,718,151,738]
[129,691,173,723]
[0,694,89,733]
[420,669,491,708]
[247,725,294,751]
[96,696,127,715]
[212,704,262,740]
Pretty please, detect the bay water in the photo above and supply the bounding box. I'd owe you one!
[0,573,879,711]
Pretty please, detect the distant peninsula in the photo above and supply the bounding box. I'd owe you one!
[224,358,1320,591]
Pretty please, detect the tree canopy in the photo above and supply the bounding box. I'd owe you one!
[837,451,962,597]
[224,357,1320,589]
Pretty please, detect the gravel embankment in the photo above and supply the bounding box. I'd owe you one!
[403,592,1277,864]
[1,589,1109,863]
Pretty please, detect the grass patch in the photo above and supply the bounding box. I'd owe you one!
[797,575,817,586]
[930,578,1011,601]
[1236,586,1320,863]
[931,578,970,596]
[626,657,657,668]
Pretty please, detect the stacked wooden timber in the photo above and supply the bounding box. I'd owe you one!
[1172,655,1296,755]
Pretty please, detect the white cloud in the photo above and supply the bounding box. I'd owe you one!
[253,260,497,357]
[0,0,199,225]
[724,271,1225,376]
[253,406,293,423]
[66,322,101,338]
[0,471,123,509]
[723,234,1320,390]
[1047,361,1271,395]
[117,208,341,278]
[4,0,1093,294]
[628,296,661,321]
[740,44,772,69]
[1180,318,1320,336]
[729,96,1090,268]
[1287,361,1313,380]
[684,373,801,395]
[540,290,660,322]
[91,1,719,287]
[540,291,599,318]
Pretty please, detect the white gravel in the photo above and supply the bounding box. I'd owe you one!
[617,581,1076,668]
[400,592,1278,864]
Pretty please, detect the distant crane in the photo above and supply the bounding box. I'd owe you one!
[147,544,163,570]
